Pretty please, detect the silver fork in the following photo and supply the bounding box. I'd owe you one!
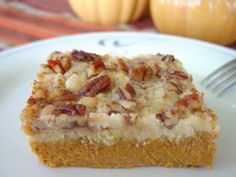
[201,58,236,97]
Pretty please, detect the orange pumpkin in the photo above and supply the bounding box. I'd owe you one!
[69,0,149,25]
[150,0,236,45]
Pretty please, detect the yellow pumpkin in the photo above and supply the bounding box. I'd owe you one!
[150,0,236,45]
[69,0,149,25]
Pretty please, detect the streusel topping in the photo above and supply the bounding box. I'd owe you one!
[21,50,219,144]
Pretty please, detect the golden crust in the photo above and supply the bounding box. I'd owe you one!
[30,132,216,168]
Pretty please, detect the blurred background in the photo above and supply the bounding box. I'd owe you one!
[0,0,236,51]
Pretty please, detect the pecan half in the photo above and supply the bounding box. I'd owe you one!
[129,65,153,82]
[56,104,86,116]
[47,59,65,74]
[168,71,189,80]
[162,55,175,62]
[71,50,100,62]
[79,75,111,97]
[118,58,128,73]
[116,83,136,100]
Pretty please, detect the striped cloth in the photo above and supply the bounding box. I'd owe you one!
[0,0,236,51]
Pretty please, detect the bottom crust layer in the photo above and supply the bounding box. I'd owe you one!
[30,132,216,168]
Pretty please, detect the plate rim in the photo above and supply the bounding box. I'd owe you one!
[0,32,236,61]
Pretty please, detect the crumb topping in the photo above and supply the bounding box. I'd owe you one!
[21,50,219,144]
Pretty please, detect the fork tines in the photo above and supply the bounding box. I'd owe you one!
[201,59,236,97]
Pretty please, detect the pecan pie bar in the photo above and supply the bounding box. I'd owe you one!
[21,50,219,168]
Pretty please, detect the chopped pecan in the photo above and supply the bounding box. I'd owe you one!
[116,88,127,100]
[87,59,105,76]
[129,65,145,82]
[162,55,175,62]
[129,65,153,82]
[92,59,105,71]
[125,83,136,97]
[168,71,189,80]
[56,104,86,116]
[156,112,176,129]
[53,91,79,102]
[60,56,71,72]
[75,104,86,115]
[27,97,37,104]
[176,93,200,108]
[118,58,128,73]
[57,105,77,116]
[170,81,183,95]
[116,83,136,100]
[47,52,71,74]
[144,66,153,80]
[120,100,136,112]
[71,50,100,62]
[79,75,111,97]
[173,93,201,113]
[47,59,65,74]
[156,112,167,124]
[27,97,48,106]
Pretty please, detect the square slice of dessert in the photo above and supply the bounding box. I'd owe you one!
[21,50,219,168]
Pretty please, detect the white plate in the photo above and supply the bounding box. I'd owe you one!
[0,32,236,177]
